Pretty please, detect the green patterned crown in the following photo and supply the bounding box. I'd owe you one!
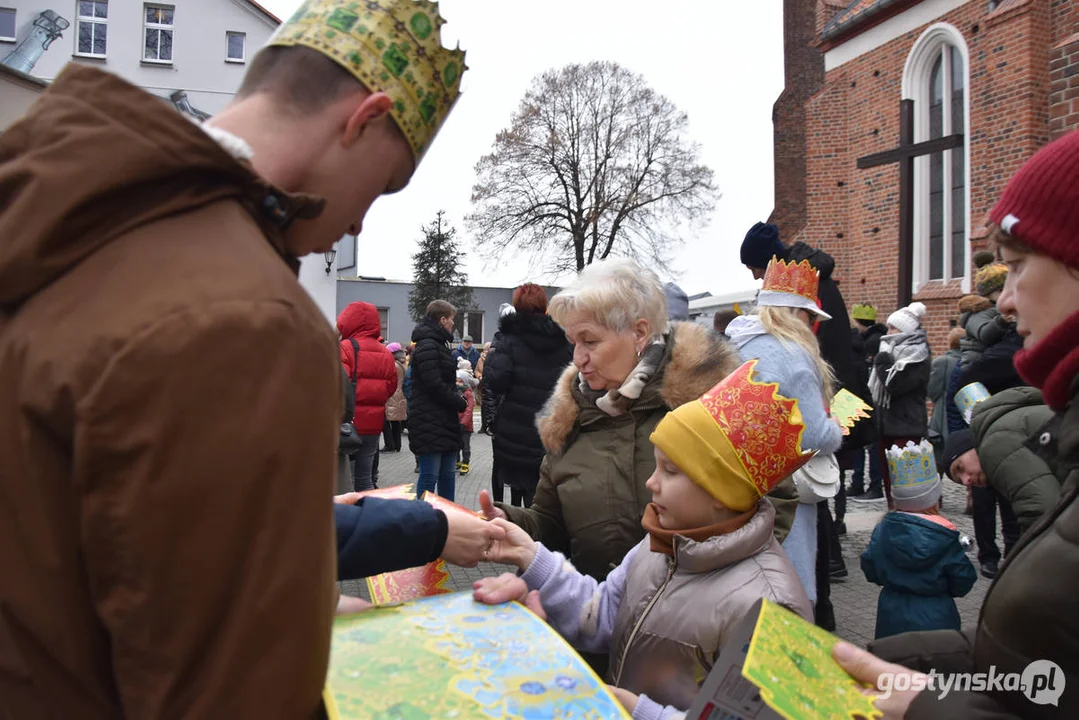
[885,440,938,489]
[851,304,877,321]
[268,0,466,162]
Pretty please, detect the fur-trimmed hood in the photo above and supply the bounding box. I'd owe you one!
[536,322,741,455]
[958,294,993,315]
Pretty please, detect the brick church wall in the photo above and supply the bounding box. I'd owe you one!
[1050,0,1079,139]
[792,0,1061,352]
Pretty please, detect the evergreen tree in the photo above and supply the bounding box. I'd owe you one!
[408,211,475,325]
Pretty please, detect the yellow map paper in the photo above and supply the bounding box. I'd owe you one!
[831,389,873,436]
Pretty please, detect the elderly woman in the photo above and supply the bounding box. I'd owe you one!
[832,130,1079,718]
[477,258,753,582]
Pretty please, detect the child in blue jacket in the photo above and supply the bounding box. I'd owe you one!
[861,441,977,639]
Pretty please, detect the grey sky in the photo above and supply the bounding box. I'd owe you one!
[263,0,782,296]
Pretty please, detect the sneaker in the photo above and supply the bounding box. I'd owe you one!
[460,463,470,475]
[849,487,885,503]
[834,520,847,536]
[829,557,848,579]
[980,560,999,580]
[456,461,463,473]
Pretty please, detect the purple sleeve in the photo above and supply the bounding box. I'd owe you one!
[632,694,685,720]
[520,542,639,655]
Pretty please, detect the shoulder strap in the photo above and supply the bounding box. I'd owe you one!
[349,339,360,383]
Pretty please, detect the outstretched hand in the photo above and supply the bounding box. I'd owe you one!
[485,518,538,570]
[441,510,508,568]
[473,573,546,619]
[478,489,507,521]
[832,641,924,719]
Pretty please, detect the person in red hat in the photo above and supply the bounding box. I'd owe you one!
[829,130,1079,718]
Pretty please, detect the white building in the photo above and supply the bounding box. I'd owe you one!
[688,287,759,327]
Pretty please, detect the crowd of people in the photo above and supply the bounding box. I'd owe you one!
[1,0,1077,717]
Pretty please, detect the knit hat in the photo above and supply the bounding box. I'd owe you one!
[851,304,877,322]
[886,440,941,512]
[664,282,690,321]
[499,303,516,318]
[941,429,976,480]
[972,250,997,269]
[740,222,786,269]
[455,369,470,385]
[974,263,1008,297]
[385,342,403,353]
[989,130,1079,270]
[886,302,927,333]
[649,360,814,512]
[457,358,473,373]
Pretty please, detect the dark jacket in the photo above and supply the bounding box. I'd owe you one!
[957,325,1025,395]
[945,360,967,435]
[874,348,932,438]
[452,344,481,370]
[483,312,572,485]
[869,377,1079,718]
[408,318,467,455]
[860,323,888,362]
[338,302,397,436]
[784,242,858,398]
[971,387,1061,536]
[929,349,961,444]
[0,67,338,718]
[335,498,447,581]
[861,512,976,640]
[847,327,878,448]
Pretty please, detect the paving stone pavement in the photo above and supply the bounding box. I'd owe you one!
[340,429,1005,649]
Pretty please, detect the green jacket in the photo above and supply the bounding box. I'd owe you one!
[869,378,1079,719]
[971,387,1060,536]
[501,323,797,581]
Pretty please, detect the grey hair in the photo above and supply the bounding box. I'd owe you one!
[549,257,669,339]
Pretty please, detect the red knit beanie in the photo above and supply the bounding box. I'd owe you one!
[989,130,1079,269]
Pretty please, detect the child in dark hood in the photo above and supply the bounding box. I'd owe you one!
[861,441,976,640]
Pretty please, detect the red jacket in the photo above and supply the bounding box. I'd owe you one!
[457,385,475,432]
[337,302,397,435]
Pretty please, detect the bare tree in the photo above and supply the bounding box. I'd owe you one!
[468,61,718,276]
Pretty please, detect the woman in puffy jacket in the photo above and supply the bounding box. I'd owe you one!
[338,302,397,492]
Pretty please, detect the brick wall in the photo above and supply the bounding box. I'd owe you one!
[796,0,1061,352]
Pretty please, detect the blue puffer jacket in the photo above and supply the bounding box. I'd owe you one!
[861,512,977,640]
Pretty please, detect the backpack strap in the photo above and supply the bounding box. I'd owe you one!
[349,339,360,384]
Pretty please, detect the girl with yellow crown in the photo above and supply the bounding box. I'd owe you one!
[473,361,813,720]
[723,255,844,626]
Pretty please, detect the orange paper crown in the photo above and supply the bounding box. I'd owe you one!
[761,256,821,305]
[698,360,814,496]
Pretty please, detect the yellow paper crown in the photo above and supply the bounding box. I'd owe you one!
[650,360,815,512]
[761,256,821,305]
[268,0,466,162]
[851,304,877,321]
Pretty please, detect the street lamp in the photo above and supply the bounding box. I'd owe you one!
[324,248,337,275]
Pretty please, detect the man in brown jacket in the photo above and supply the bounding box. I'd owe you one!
[0,1,465,717]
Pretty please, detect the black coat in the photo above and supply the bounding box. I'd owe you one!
[860,323,888,364]
[483,312,573,486]
[957,325,1025,395]
[408,318,466,455]
[874,351,932,438]
[847,328,878,447]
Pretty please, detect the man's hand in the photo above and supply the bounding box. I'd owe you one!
[486,518,538,570]
[608,686,639,714]
[478,489,508,521]
[441,511,507,568]
[336,595,373,615]
[832,641,924,719]
[473,573,546,619]
[333,492,363,505]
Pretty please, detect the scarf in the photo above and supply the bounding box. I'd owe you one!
[579,339,666,417]
[869,328,930,409]
[641,503,756,556]
[1014,310,1079,412]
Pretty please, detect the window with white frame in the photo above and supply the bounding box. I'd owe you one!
[904,25,969,288]
[226,31,245,62]
[75,0,108,57]
[0,8,16,42]
[143,4,173,63]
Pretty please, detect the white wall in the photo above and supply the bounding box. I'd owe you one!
[298,254,338,329]
[3,0,276,112]
[0,67,45,130]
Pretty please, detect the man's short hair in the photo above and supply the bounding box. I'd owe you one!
[237,46,365,115]
[426,300,456,321]
[713,310,739,334]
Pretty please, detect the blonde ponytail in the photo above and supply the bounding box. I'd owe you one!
[756,306,836,401]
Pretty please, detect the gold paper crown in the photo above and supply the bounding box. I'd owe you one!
[885,440,938,489]
[851,304,877,321]
[762,256,821,305]
[268,0,466,161]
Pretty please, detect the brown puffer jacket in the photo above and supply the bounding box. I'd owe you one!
[385,359,408,421]
[870,377,1079,718]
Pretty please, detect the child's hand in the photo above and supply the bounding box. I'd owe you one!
[473,573,546,619]
[608,686,639,714]
[485,518,538,569]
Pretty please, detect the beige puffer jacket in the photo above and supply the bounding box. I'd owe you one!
[384,359,407,422]
[609,501,812,710]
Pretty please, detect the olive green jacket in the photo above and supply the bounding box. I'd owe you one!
[971,387,1060,536]
[501,323,798,580]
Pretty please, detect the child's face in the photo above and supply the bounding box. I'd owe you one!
[645,447,726,530]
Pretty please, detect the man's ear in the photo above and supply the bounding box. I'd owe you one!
[342,92,394,149]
